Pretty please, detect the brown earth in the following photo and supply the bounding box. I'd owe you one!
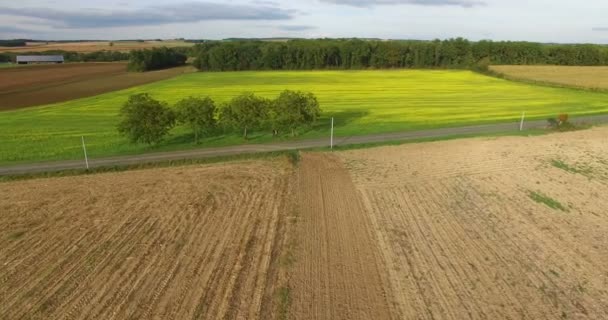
[0,159,292,319]
[289,153,397,319]
[0,40,194,53]
[2,128,608,319]
[490,65,608,90]
[0,63,194,110]
[339,127,608,319]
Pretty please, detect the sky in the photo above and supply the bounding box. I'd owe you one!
[0,0,607,43]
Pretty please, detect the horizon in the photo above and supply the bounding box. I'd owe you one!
[1,1,608,44]
[2,37,608,46]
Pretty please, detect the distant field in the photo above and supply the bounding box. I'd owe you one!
[0,63,18,69]
[2,69,608,164]
[490,65,608,90]
[0,40,194,53]
[0,63,194,110]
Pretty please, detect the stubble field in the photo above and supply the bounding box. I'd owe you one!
[2,69,608,164]
[337,126,608,319]
[2,127,608,319]
[490,65,608,90]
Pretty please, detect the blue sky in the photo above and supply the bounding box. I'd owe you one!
[1,0,607,43]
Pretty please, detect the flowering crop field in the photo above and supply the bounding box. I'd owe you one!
[2,69,608,164]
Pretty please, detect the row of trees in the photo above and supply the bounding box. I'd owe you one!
[0,50,131,63]
[127,47,188,72]
[192,38,608,71]
[118,91,321,144]
[0,40,27,47]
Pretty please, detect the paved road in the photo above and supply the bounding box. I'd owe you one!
[2,114,608,176]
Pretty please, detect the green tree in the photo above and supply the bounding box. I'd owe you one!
[175,97,217,143]
[118,93,176,144]
[220,93,269,139]
[271,90,321,136]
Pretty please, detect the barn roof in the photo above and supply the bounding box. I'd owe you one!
[16,55,64,62]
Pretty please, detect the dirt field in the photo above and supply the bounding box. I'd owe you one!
[490,65,608,90]
[2,128,608,319]
[0,40,194,53]
[0,63,194,110]
[289,154,397,319]
[0,159,292,319]
[337,127,608,319]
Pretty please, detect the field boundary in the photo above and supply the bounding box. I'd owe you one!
[2,114,608,177]
[483,67,608,93]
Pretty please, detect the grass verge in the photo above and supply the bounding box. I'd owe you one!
[0,151,297,182]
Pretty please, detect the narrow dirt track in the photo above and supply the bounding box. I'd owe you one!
[290,153,397,320]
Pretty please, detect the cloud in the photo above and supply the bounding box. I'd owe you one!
[593,27,608,32]
[320,0,485,8]
[0,25,34,33]
[278,25,317,31]
[0,2,295,29]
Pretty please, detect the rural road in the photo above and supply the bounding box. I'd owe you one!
[2,114,608,176]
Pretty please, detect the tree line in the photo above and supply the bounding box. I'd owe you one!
[192,38,608,71]
[0,50,130,63]
[118,91,321,144]
[0,46,193,65]
[0,40,27,47]
[127,47,188,72]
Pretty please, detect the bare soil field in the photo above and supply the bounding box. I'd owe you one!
[490,65,608,90]
[338,127,608,319]
[0,159,292,319]
[0,40,194,53]
[0,63,194,110]
[289,153,397,319]
[3,128,608,319]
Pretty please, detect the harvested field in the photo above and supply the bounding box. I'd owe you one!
[336,126,608,319]
[0,40,194,53]
[0,159,292,319]
[0,63,194,110]
[490,65,608,90]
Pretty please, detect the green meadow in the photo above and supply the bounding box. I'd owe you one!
[2,69,608,164]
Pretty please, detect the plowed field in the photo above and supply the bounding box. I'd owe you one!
[0,63,193,110]
[0,159,292,319]
[338,127,608,319]
[490,65,608,90]
[2,128,608,319]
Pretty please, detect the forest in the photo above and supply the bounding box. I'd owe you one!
[127,47,188,72]
[0,50,131,63]
[192,38,608,71]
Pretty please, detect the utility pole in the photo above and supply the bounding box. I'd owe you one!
[81,136,89,170]
[330,117,334,150]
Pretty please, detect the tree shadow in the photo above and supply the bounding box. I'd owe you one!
[312,110,370,131]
